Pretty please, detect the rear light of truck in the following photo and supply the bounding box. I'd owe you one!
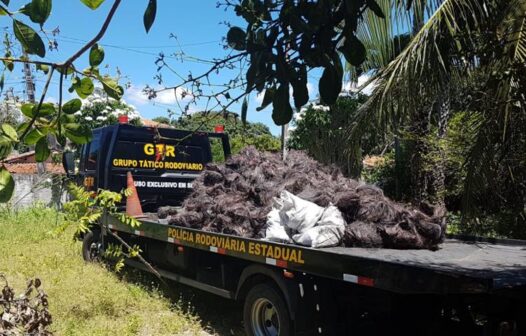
[118,115,129,124]
[214,124,224,133]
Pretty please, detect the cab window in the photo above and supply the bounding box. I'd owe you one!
[85,136,100,171]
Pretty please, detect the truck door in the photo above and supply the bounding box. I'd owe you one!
[79,130,101,191]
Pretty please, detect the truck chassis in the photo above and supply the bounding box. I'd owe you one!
[84,213,526,336]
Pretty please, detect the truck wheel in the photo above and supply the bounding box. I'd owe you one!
[82,231,102,262]
[243,283,292,336]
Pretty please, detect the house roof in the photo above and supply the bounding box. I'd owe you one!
[3,163,65,174]
[2,151,36,163]
[141,118,172,128]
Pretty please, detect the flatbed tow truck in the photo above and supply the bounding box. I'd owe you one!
[64,123,526,336]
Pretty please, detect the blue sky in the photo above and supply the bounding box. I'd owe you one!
[3,0,324,135]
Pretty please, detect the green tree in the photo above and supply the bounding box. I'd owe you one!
[349,0,526,236]
[151,116,171,125]
[172,111,280,161]
[0,97,22,127]
[154,0,393,126]
[0,0,145,201]
[289,94,375,177]
[77,88,142,129]
[345,0,448,205]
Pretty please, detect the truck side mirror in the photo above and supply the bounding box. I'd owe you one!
[62,151,76,177]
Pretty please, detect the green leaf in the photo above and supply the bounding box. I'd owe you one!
[60,114,76,123]
[143,0,156,33]
[227,26,246,51]
[23,102,56,118]
[0,167,14,203]
[62,98,82,114]
[367,0,385,18]
[36,63,49,74]
[64,123,92,144]
[339,35,366,66]
[0,73,3,92]
[319,63,342,105]
[1,124,18,141]
[1,1,9,6]
[35,136,50,162]
[20,0,52,26]
[21,103,34,118]
[89,43,104,67]
[80,0,105,10]
[68,76,81,93]
[13,19,45,57]
[24,128,43,145]
[56,133,66,146]
[100,76,123,100]
[0,135,13,160]
[272,84,293,125]
[16,122,29,135]
[291,81,309,109]
[34,102,56,117]
[241,97,248,126]
[257,87,275,111]
[83,66,100,78]
[3,52,14,72]
[246,61,258,92]
[75,77,94,99]
[57,65,74,75]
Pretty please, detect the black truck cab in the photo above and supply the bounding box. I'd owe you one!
[64,123,230,211]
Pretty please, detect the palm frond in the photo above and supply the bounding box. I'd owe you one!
[348,0,445,82]
[349,0,525,218]
[348,0,411,82]
[348,0,496,137]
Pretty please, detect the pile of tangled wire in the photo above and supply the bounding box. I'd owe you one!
[163,147,446,250]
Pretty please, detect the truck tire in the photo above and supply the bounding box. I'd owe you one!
[82,231,101,262]
[243,283,292,336]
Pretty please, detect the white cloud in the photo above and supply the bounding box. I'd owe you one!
[186,104,200,114]
[255,90,265,105]
[343,74,376,95]
[125,85,193,106]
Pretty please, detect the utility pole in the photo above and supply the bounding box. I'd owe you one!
[22,51,46,174]
[281,123,289,161]
[282,41,291,161]
[23,59,36,103]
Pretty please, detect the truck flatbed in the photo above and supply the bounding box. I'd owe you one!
[105,214,526,296]
[71,124,526,334]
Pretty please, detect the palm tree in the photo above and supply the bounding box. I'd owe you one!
[348,0,526,228]
[347,0,441,203]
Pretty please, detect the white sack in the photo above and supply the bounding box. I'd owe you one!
[265,208,292,243]
[277,190,324,232]
[317,205,346,227]
[292,205,345,248]
[265,191,346,248]
[292,225,344,248]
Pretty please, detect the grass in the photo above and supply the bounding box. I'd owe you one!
[0,204,215,336]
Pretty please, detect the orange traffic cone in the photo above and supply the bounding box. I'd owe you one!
[126,171,144,217]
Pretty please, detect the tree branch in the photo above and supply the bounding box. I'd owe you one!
[0,57,55,67]
[153,51,248,95]
[106,227,163,280]
[0,3,13,17]
[61,0,122,67]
